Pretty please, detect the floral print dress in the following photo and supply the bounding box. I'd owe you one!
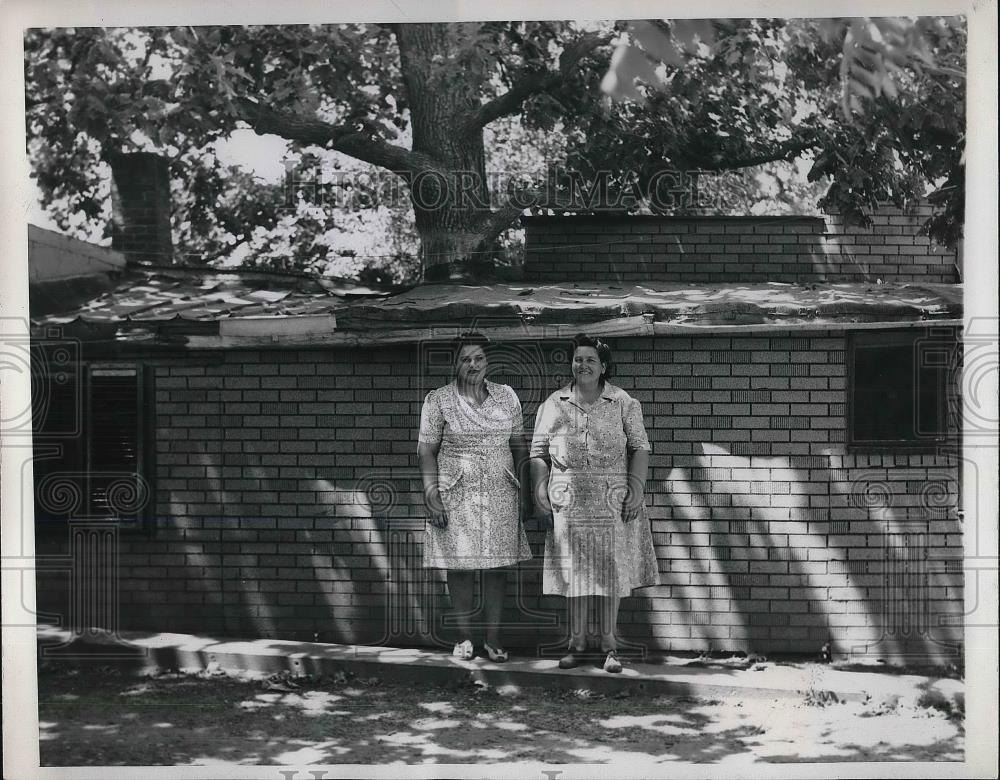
[530,383,660,597]
[419,381,532,570]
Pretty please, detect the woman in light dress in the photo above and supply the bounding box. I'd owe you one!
[530,334,660,673]
[418,333,532,662]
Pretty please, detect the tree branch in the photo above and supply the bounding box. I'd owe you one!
[194,231,255,265]
[691,135,821,171]
[461,32,612,134]
[234,97,441,178]
[472,185,543,252]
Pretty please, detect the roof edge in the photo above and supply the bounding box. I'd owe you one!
[521,213,827,224]
[180,316,963,350]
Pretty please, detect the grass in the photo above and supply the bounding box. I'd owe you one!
[37,661,964,767]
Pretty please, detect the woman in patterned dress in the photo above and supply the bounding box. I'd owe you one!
[529,334,659,673]
[418,333,532,662]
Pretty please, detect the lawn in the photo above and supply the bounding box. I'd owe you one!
[38,662,964,767]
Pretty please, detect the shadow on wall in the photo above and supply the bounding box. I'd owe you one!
[630,446,963,666]
[33,461,962,665]
[33,336,964,666]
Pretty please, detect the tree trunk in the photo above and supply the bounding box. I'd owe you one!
[396,24,497,282]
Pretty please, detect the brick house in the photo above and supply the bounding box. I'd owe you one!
[29,203,965,664]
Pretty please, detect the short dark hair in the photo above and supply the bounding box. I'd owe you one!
[571,333,613,380]
[451,331,490,367]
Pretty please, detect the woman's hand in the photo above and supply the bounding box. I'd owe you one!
[418,441,446,528]
[622,487,644,524]
[622,456,648,524]
[529,457,554,530]
[533,483,554,529]
[424,487,448,528]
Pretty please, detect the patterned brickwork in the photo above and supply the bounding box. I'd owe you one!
[36,331,964,662]
[524,207,957,285]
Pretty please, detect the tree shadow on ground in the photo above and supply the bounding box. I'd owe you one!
[38,664,963,767]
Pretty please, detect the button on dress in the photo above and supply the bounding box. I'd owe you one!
[419,381,533,570]
[530,383,660,597]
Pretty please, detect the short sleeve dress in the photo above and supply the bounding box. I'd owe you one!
[529,382,660,597]
[418,380,533,570]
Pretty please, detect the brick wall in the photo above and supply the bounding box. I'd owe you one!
[36,331,964,662]
[524,206,958,285]
[108,152,173,264]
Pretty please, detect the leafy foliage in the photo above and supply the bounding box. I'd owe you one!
[24,18,967,283]
[577,17,966,244]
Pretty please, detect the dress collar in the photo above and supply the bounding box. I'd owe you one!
[557,382,617,404]
[452,380,497,401]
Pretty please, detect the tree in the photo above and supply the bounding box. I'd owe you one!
[173,22,620,281]
[179,150,420,283]
[591,17,965,244]
[24,18,966,283]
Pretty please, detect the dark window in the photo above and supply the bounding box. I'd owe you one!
[848,329,957,449]
[31,352,151,534]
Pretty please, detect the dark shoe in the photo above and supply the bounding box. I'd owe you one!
[603,650,622,674]
[558,652,581,669]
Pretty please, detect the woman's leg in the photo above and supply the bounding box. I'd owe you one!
[566,595,589,652]
[446,570,475,643]
[596,595,620,653]
[482,569,507,647]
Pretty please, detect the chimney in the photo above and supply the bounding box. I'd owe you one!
[108,152,173,264]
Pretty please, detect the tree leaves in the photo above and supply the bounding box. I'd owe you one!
[24,17,967,276]
[576,16,965,245]
[601,19,722,102]
[830,17,960,121]
[601,43,660,103]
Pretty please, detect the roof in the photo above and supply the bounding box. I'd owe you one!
[28,226,129,316]
[28,225,127,283]
[29,263,963,349]
[521,213,825,225]
[33,266,387,320]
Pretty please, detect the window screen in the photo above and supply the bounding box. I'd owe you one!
[848,330,955,447]
[32,355,149,533]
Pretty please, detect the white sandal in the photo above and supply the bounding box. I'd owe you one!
[452,639,474,660]
[483,642,508,663]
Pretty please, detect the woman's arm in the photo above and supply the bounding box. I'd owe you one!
[417,391,447,528]
[510,435,532,522]
[506,387,532,522]
[622,395,651,523]
[418,441,447,528]
[529,456,553,528]
[528,398,554,528]
[623,448,649,523]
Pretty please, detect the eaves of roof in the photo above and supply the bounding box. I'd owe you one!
[29,268,963,350]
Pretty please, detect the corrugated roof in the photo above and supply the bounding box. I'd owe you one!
[29,264,963,348]
[30,267,388,324]
[333,280,962,329]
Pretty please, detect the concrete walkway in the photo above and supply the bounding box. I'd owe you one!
[37,625,962,709]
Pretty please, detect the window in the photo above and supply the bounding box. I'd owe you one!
[31,350,151,534]
[847,329,957,449]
